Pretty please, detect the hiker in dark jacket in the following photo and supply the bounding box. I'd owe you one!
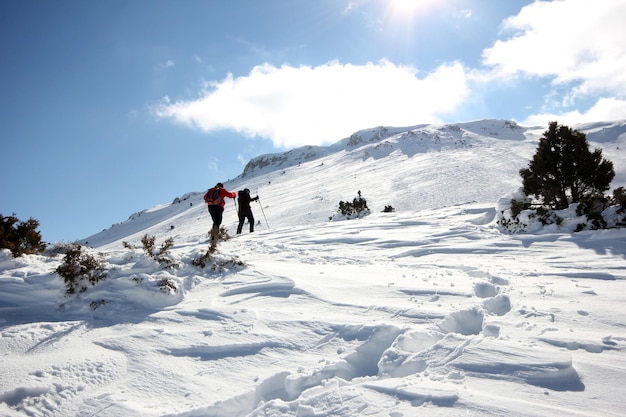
[204,182,236,241]
[237,188,259,234]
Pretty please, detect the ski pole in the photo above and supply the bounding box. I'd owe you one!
[257,197,270,230]
[233,195,240,233]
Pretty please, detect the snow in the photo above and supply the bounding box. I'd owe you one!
[2,119,626,416]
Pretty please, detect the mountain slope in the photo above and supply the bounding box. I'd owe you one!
[84,119,625,249]
[83,120,527,248]
[2,119,625,417]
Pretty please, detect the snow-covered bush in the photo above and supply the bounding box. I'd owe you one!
[331,191,371,221]
[124,234,178,269]
[192,227,245,270]
[211,226,232,243]
[612,186,626,209]
[55,244,108,295]
[497,188,626,233]
[192,249,245,271]
[191,244,218,268]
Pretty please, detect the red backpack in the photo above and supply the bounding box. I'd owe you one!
[203,187,221,205]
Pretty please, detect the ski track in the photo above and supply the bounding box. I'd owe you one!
[197,207,626,417]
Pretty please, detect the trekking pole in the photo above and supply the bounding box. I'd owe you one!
[233,196,240,232]
[257,197,270,230]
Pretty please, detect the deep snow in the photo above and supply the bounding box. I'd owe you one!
[1,119,626,417]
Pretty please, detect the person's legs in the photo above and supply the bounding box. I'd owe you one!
[248,213,255,232]
[208,206,224,240]
[237,213,245,234]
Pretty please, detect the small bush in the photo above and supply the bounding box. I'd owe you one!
[192,239,219,268]
[335,190,370,219]
[612,187,626,210]
[192,249,215,268]
[55,244,107,295]
[46,242,75,258]
[509,199,529,218]
[90,299,107,310]
[157,278,177,294]
[140,234,156,256]
[210,226,231,243]
[138,234,177,269]
[192,246,245,271]
[0,214,46,257]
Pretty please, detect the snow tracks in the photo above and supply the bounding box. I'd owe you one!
[163,205,626,417]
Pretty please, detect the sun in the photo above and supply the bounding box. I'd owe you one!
[390,0,434,16]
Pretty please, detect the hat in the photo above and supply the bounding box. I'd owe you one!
[216,182,224,188]
[244,188,250,193]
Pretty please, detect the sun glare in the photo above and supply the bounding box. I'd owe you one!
[390,0,433,16]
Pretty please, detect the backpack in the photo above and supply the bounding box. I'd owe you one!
[237,189,250,206]
[204,187,221,205]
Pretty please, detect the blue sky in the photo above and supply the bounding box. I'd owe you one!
[2,0,625,243]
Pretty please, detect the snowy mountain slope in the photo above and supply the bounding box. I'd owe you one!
[84,119,624,249]
[1,119,626,417]
[83,119,533,248]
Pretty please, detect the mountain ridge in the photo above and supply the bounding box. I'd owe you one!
[241,119,529,178]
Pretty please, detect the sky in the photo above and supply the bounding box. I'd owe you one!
[2,0,626,243]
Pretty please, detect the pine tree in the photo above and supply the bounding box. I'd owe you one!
[520,122,615,209]
[0,214,46,256]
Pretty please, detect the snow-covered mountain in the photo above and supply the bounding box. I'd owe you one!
[83,119,625,248]
[1,119,626,417]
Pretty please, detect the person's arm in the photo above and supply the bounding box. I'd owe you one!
[220,189,237,199]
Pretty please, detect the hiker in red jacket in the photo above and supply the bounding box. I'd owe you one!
[204,182,236,242]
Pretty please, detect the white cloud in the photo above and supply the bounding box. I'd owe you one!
[482,0,626,99]
[206,156,219,173]
[155,60,175,71]
[523,97,626,127]
[154,1,626,148]
[477,0,626,128]
[155,60,468,148]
